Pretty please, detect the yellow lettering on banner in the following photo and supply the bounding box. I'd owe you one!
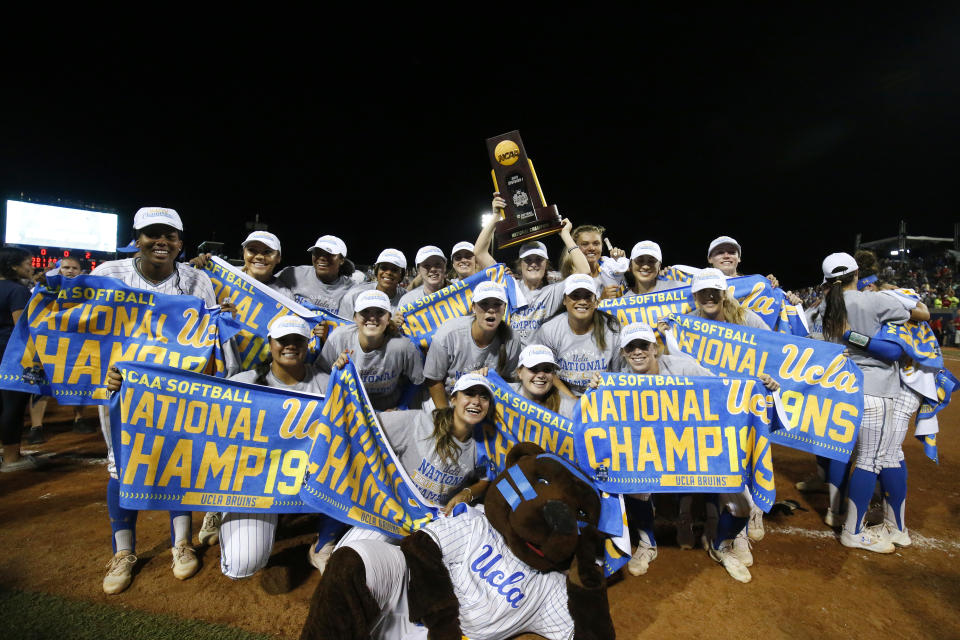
[252,410,269,443]
[829,403,858,443]
[277,451,309,494]
[209,404,232,438]
[581,393,599,423]
[696,427,722,471]
[29,300,59,330]
[231,447,266,491]
[681,390,702,421]
[155,394,177,429]
[609,426,633,472]
[122,433,165,486]
[263,449,282,493]
[664,427,695,472]
[228,407,252,440]
[318,436,349,487]
[779,345,859,393]
[197,441,236,491]
[702,390,719,421]
[177,309,217,348]
[33,335,70,383]
[600,391,619,421]
[109,342,139,371]
[184,400,208,434]
[338,451,367,502]
[119,387,135,424]
[130,392,155,428]
[583,427,608,469]
[88,305,112,335]
[115,306,138,337]
[725,425,740,472]
[635,428,663,472]
[158,439,193,487]
[66,339,101,384]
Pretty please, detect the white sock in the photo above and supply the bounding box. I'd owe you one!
[172,515,191,545]
[115,529,134,553]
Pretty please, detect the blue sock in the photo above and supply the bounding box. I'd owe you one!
[879,460,908,530]
[847,468,878,533]
[107,477,137,553]
[627,497,657,547]
[713,511,748,549]
[827,458,850,493]
[315,515,348,551]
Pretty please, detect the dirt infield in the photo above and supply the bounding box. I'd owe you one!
[2,361,959,640]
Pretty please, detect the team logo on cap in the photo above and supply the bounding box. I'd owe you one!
[494,140,520,166]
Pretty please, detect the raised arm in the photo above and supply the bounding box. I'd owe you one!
[474,193,505,269]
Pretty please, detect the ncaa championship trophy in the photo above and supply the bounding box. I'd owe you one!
[486,130,563,249]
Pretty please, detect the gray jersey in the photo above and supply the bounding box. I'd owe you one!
[656,353,715,377]
[840,289,910,397]
[319,325,424,410]
[338,281,407,318]
[694,306,771,331]
[424,315,521,394]
[378,409,478,506]
[529,313,623,396]
[259,274,292,298]
[508,381,579,419]
[623,279,683,296]
[229,364,329,396]
[91,258,218,305]
[275,265,353,315]
[511,280,566,346]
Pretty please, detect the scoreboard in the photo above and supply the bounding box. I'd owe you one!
[30,248,112,271]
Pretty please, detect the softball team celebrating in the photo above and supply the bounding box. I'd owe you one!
[23,200,934,594]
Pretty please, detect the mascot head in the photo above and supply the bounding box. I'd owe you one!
[485,442,603,572]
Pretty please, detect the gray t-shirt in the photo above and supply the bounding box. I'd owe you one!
[511,280,566,346]
[623,279,683,296]
[423,315,521,394]
[259,274,293,298]
[378,409,478,506]
[529,313,623,396]
[319,325,424,410]
[839,289,910,398]
[337,281,407,318]
[275,265,353,315]
[508,381,579,419]
[229,364,330,396]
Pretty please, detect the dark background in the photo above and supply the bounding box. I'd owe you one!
[2,8,959,289]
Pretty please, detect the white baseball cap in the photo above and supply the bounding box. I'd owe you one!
[564,273,598,296]
[451,241,475,256]
[518,240,549,260]
[821,252,859,282]
[518,344,557,369]
[133,207,183,232]
[308,235,347,258]
[268,315,312,339]
[415,245,446,266]
[473,281,507,303]
[452,373,493,395]
[375,248,407,270]
[707,235,741,259]
[691,267,727,293]
[355,289,392,313]
[242,231,281,253]
[630,240,662,263]
[620,322,656,349]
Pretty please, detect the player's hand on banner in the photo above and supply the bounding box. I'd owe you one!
[190,253,212,269]
[219,299,238,317]
[333,350,352,370]
[759,373,780,391]
[106,366,123,393]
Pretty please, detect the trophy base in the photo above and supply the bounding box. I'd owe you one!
[495,206,563,250]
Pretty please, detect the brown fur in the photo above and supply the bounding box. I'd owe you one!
[299,548,379,640]
[400,532,461,640]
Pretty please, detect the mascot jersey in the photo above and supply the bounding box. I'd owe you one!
[423,506,574,640]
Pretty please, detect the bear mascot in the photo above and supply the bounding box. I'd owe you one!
[299,442,616,640]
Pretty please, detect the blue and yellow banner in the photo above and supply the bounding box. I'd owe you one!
[0,275,242,404]
[111,361,318,512]
[599,274,807,337]
[202,257,350,369]
[573,372,777,512]
[398,264,525,351]
[664,313,863,462]
[300,361,437,538]
[477,372,629,577]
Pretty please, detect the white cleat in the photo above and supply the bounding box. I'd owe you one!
[171,542,200,580]
[732,529,753,567]
[704,535,751,583]
[103,551,137,595]
[748,506,765,542]
[824,509,842,528]
[627,541,658,576]
[883,523,912,547]
[198,512,221,546]
[840,524,896,554]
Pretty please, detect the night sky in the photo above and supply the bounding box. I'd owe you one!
[3,8,959,289]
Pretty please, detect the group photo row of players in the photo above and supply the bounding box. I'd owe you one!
[0,196,943,639]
